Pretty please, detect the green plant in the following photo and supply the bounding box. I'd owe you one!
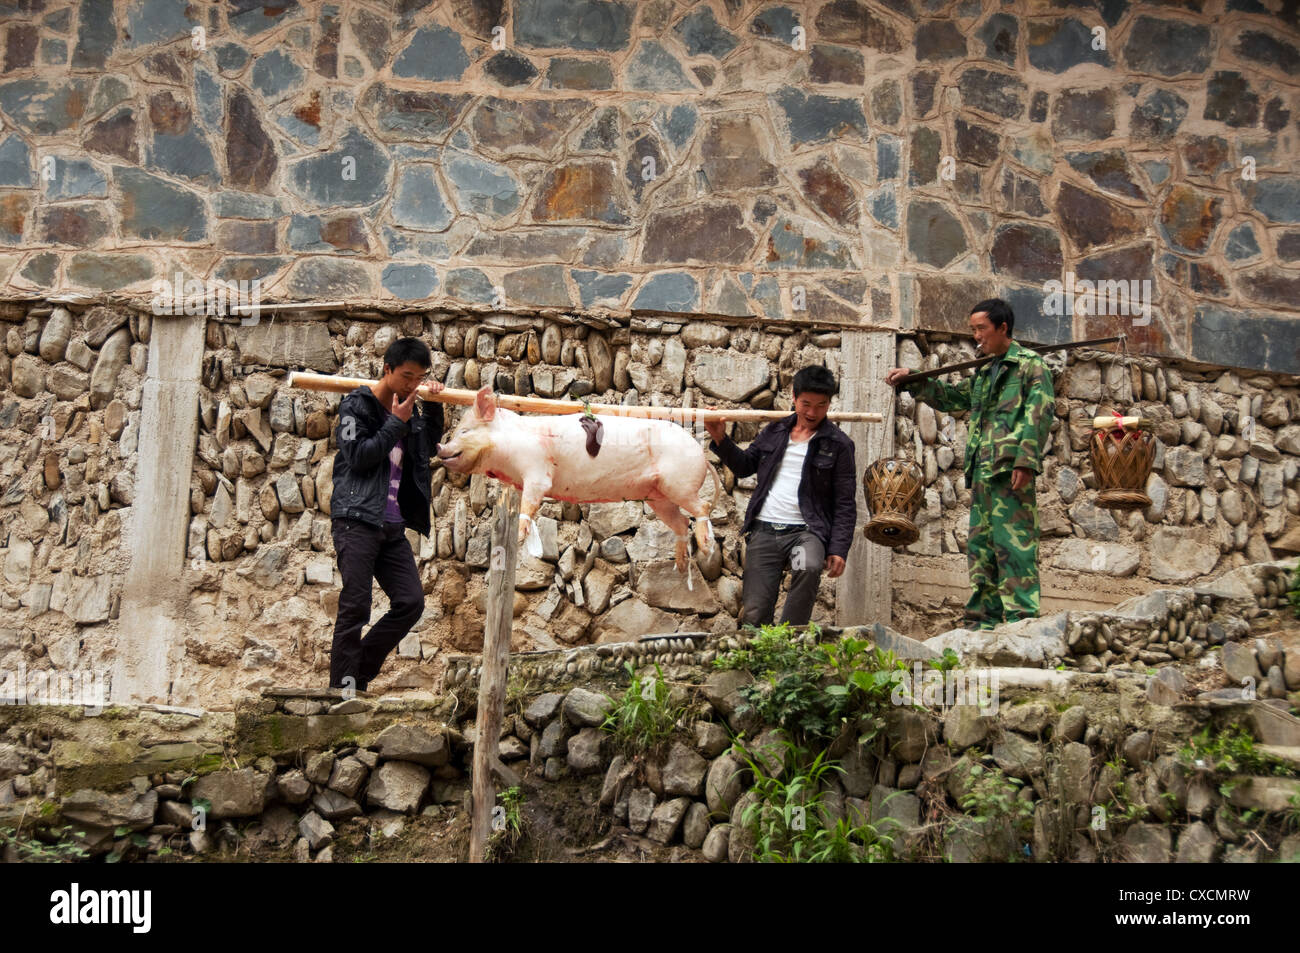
[823,646,909,747]
[959,764,1033,827]
[1103,766,1149,825]
[735,739,895,863]
[499,785,524,839]
[927,648,961,673]
[947,763,1034,861]
[0,825,90,862]
[105,828,152,864]
[1178,724,1296,778]
[485,786,526,863]
[601,662,684,755]
[719,624,838,742]
[716,623,909,746]
[1287,562,1300,617]
[715,622,819,676]
[820,631,872,674]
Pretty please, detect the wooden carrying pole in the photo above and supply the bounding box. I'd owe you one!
[288,371,883,424]
[469,487,520,863]
[893,335,1125,387]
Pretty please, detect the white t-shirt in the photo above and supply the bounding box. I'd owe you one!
[757,436,809,524]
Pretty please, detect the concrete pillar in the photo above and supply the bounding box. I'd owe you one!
[112,315,205,705]
[836,328,896,627]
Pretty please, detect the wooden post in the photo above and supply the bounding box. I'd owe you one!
[836,329,897,627]
[469,486,520,863]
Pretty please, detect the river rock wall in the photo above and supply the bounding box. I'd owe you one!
[2,299,862,704]
[189,306,840,697]
[9,296,1300,703]
[3,566,1298,864]
[0,300,143,681]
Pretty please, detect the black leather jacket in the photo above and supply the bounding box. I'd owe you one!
[329,386,443,537]
[709,414,858,559]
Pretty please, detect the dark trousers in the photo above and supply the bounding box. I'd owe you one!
[740,524,826,627]
[330,518,424,691]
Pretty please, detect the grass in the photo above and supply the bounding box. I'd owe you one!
[601,662,686,757]
[1177,724,1297,779]
[0,824,90,863]
[485,785,525,862]
[734,737,897,863]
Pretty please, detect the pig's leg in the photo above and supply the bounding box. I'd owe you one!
[693,515,715,558]
[646,498,692,573]
[517,475,552,544]
[660,489,717,561]
[659,461,720,561]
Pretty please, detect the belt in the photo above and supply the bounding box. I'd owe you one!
[755,520,806,534]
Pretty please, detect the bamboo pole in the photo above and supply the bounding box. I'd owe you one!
[288,371,884,423]
[469,487,520,864]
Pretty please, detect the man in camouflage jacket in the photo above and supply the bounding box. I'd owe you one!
[886,299,1055,629]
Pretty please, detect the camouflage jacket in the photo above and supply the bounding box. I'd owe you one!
[906,341,1055,488]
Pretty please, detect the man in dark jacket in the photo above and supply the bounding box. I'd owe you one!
[329,337,444,693]
[703,366,856,627]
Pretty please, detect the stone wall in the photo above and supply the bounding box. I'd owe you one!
[0,0,1296,372]
[192,306,837,701]
[2,0,1300,705]
[446,561,1300,692]
[12,294,1300,705]
[0,300,143,678]
[2,298,866,705]
[890,332,1300,635]
[3,566,1298,863]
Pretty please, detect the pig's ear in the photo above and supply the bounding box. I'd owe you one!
[474,385,496,422]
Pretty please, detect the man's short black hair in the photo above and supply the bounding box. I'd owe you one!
[383,336,432,372]
[970,298,1014,335]
[792,365,838,398]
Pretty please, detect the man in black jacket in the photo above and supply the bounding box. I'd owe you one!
[704,366,856,627]
[329,337,444,693]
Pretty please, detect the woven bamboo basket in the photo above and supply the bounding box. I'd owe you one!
[1090,425,1156,510]
[862,457,925,547]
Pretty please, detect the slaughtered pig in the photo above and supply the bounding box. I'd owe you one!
[436,387,720,572]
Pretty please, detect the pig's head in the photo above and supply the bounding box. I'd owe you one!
[435,386,497,474]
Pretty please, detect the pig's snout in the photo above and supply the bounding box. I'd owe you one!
[435,426,490,473]
[435,439,466,470]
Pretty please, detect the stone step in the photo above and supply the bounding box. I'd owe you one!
[1256,745,1300,770]
[1186,698,1300,746]
[264,685,347,700]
